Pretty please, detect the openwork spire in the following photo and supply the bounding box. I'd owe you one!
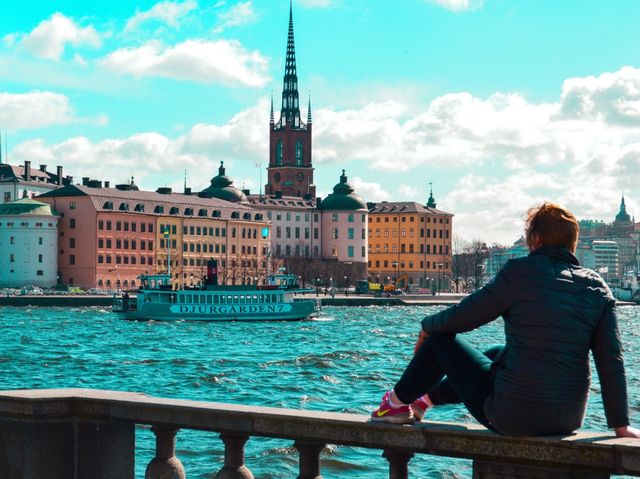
[280,0,301,127]
[307,94,312,124]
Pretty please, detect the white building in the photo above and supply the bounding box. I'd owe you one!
[0,198,59,288]
[0,161,69,203]
[582,240,619,282]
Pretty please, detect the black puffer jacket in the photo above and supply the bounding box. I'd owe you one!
[421,246,629,428]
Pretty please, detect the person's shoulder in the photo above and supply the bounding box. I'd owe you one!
[572,265,614,300]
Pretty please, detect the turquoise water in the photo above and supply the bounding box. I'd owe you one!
[0,305,638,478]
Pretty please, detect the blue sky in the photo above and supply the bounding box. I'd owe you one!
[2,0,640,244]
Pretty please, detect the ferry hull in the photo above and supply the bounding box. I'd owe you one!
[116,300,319,322]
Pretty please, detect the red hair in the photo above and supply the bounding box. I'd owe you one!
[525,202,579,253]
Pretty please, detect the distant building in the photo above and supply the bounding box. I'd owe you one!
[0,161,70,203]
[582,240,619,281]
[367,187,453,290]
[38,181,269,290]
[265,2,315,199]
[0,198,59,288]
[486,236,528,278]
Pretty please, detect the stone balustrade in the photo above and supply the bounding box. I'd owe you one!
[1,389,639,478]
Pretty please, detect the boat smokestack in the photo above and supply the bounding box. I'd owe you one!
[206,259,218,286]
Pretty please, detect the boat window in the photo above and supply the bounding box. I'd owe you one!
[200,295,205,304]
[253,294,258,302]
[233,295,239,304]
[193,295,199,305]
[206,295,212,304]
[179,295,185,304]
[213,295,219,304]
[220,296,226,304]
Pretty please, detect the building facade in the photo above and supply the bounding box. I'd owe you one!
[0,198,59,288]
[38,183,269,290]
[0,161,70,203]
[367,190,453,291]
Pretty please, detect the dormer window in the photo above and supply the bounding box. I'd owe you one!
[103,201,113,210]
[212,210,221,218]
[169,207,179,215]
[198,208,207,217]
[154,205,164,214]
[184,207,194,216]
[119,202,129,211]
[135,203,144,212]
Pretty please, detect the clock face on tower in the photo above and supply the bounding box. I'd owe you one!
[274,172,281,183]
[297,172,304,182]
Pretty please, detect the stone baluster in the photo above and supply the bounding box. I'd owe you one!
[215,434,254,479]
[294,441,324,479]
[382,450,414,479]
[145,426,185,479]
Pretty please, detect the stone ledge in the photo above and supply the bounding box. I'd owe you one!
[1,388,639,475]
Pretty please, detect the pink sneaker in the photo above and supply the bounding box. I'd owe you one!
[370,390,413,424]
[411,395,431,421]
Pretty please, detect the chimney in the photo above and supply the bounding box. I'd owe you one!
[242,189,250,195]
[56,166,63,186]
[39,164,47,172]
[66,175,73,184]
[156,187,172,195]
[184,187,192,195]
[82,177,90,186]
[24,161,31,181]
[104,181,110,188]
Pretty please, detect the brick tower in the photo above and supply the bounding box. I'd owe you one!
[265,2,315,198]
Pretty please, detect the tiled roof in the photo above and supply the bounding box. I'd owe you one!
[247,194,317,210]
[38,185,265,222]
[368,201,453,216]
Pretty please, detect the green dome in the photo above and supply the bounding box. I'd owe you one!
[0,198,58,216]
[320,170,367,211]
[199,161,248,203]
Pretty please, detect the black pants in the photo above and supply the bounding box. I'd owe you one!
[393,332,503,431]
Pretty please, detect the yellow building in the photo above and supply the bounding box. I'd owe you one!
[368,194,453,292]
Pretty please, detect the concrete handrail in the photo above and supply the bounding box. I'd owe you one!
[1,388,639,478]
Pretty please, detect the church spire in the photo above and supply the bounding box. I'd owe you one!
[280,0,301,127]
[270,91,274,124]
[307,93,312,124]
[427,182,437,209]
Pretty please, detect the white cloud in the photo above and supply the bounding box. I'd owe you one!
[399,184,422,199]
[214,1,257,33]
[8,99,270,189]
[20,13,101,60]
[351,176,390,202]
[0,91,75,129]
[425,0,484,12]
[100,39,269,87]
[125,0,198,31]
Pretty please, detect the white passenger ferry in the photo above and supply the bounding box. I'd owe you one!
[112,261,320,322]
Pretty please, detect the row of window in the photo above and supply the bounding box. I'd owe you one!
[8,236,45,245]
[0,222,54,228]
[178,292,283,305]
[369,244,450,254]
[368,260,450,270]
[267,211,318,222]
[98,220,155,233]
[370,216,450,224]
[96,255,155,265]
[98,238,154,251]
[7,253,45,263]
[276,226,318,240]
[330,228,366,240]
[369,228,450,239]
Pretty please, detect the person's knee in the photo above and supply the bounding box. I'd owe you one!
[427,332,456,348]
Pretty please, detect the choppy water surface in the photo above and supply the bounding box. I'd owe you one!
[1,305,638,478]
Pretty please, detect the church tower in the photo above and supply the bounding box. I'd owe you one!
[265,1,315,198]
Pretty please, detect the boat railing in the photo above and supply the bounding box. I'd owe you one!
[1,388,638,479]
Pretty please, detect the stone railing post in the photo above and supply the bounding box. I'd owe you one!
[294,441,324,479]
[215,433,254,479]
[383,450,413,479]
[145,426,185,479]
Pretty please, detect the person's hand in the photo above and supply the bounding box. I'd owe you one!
[614,425,640,438]
[413,329,429,355]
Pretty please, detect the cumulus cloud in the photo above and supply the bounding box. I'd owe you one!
[0,91,75,129]
[351,177,390,202]
[213,1,257,33]
[19,13,101,60]
[100,39,269,87]
[8,98,270,189]
[125,0,198,31]
[425,0,484,12]
[297,0,334,7]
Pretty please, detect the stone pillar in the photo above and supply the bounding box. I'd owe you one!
[145,426,185,479]
[294,441,324,479]
[382,450,413,479]
[473,461,610,479]
[215,434,254,479]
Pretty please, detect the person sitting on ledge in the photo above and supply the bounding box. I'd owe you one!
[371,202,640,438]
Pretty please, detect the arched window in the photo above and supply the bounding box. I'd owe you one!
[276,140,283,166]
[295,140,303,166]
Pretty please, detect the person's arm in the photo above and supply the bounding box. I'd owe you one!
[421,260,514,334]
[591,300,631,431]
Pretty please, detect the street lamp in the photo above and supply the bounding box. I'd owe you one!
[316,277,320,297]
[435,262,444,295]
